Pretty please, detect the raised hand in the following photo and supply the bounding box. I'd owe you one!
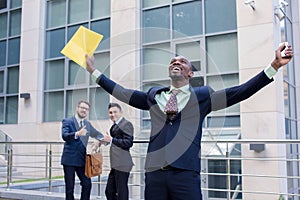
[76,125,87,137]
[85,54,96,74]
[271,42,293,71]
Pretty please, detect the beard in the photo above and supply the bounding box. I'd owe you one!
[77,111,87,119]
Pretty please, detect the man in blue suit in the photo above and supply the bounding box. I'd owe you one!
[84,43,293,200]
[61,100,104,200]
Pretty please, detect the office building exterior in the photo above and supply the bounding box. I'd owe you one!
[0,0,299,199]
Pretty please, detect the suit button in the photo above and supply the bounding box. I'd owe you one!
[169,122,172,125]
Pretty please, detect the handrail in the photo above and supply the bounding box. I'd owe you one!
[0,138,300,144]
[0,140,299,199]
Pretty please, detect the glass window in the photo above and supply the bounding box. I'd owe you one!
[90,52,110,85]
[283,82,289,117]
[0,41,6,66]
[143,7,170,43]
[0,13,7,38]
[89,87,109,120]
[173,0,189,2]
[0,71,3,93]
[9,9,21,36]
[10,0,22,8]
[91,19,110,50]
[44,60,65,90]
[207,116,240,127]
[92,0,110,19]
[289,86,296,119]
[44,91,64,122]
[46,0,66,28]
[7,66,19,94]
[206,33,238,74]
[142,0,169,8]
[68,61,86,85]
[208,160,241,198]
[44,0,111,122]
[189,76,204,86]
[6,96,18,124]
[143,43,171,80]
[207,74,239,90]
[7,37,20,65]
[207,74,240,113]
[67,23,88,40]
[68,0,89,24]
[205,0,237,33]
[0,0,6,10]
[66,89,87,118]
[141,0,239,132]
[176,41,201,64]
[0,97,3,124]
[142,81,170,92]
[173,1,202,38]
[0,0,21,124]
[45,28,65,59]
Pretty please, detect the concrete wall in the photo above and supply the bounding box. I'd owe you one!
[237,0,288,199]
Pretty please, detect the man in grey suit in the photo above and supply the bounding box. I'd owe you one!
[102,102,134,200]
[61,100,103,200]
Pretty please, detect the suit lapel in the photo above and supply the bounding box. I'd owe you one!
[72,116,80,131]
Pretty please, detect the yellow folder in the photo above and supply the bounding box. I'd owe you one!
[61,26,103,68]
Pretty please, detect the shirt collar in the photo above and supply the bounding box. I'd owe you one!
[169,84,190,94]
[114,116,124,125]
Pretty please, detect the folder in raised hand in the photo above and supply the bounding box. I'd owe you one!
[61,26,103,68]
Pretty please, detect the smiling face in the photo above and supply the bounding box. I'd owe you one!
[76,102,90,119]
[168,56,194,82]
[108,106,123,123]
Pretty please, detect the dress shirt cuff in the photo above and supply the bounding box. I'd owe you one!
[264,64,277,79]
[91,69,102,82]
[74,132,78,139]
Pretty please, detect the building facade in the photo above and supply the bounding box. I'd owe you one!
[0,0,299,199]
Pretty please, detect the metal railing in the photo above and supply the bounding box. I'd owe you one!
[0,140,299,199]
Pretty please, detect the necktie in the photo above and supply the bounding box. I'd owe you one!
[164,89,181,114]
[79,120,83,128]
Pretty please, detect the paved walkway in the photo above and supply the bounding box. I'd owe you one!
[0,188,105,200]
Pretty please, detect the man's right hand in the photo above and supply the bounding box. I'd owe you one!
[85,54,96,74]
[76,125,87,137]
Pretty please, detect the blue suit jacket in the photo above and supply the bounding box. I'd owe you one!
[61,116,103,167]
[96,70,273,172]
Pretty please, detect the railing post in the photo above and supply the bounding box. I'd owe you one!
[97,175,101,197]
[226,143,231,200]
[45,145,49,178]
[48,144,52,194]
[6,148,12,190]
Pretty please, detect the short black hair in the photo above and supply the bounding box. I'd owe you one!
[108,102,122,111]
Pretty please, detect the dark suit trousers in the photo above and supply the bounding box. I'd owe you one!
[63,165,92,200]
[105,168,130,200]
[145,168,202,200]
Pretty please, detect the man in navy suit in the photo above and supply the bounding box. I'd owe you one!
[102,102,134,200]
[84,43,293,200]
[61,100,104,200]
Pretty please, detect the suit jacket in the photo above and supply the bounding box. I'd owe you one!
[61,116,103,167]
[96,70,273,172]
[110,117,134,172]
